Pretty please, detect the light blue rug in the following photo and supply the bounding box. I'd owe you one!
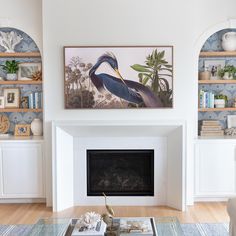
[0,223,230,235]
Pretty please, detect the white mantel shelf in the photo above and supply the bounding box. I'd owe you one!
[0,136,44,142]
[52,120,186,212]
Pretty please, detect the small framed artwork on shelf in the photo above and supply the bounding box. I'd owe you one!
[21,96,29,108]
[18,62,42,80]
[0,96,4,108]
[14,124,31,136]
[227,115,236,128]
[3,88,20,108]
[204,60,225,80]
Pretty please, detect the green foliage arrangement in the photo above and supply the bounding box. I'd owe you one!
[215,94,228,101]
[0,60,19,74]
[218,65,236,79]
[131,49,173,107]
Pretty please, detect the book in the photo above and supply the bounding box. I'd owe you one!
[119,217,156,236]
[72,221,107,236]
[200,130,224,136]
[202,120,219,126]
[201,125,222,131]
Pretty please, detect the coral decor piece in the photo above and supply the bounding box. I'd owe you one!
[0,31,23,53]
[76,212,101,231]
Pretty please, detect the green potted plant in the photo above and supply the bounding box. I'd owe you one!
[218,65,236,80]
[214,94,228,108]
[0,60,19,81]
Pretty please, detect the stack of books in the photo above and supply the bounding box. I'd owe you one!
[199,90,215,108]
[200,120,224,136]
[28,91,43,109]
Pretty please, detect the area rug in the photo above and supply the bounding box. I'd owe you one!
[0,223,230,235]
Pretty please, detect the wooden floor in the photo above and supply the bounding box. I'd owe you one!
[0,202,229,225]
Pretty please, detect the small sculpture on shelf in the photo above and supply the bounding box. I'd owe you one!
[0,31,23,53]
[225,128,236,136]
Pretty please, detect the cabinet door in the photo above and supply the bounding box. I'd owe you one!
[195,142,236,197]
[0,143,44,198]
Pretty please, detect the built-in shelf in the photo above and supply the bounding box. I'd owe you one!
[0,108,43,113]
[200,51,236,57]
[198,107,236,112]
[198,79,236,84]
[0,80,42,85]
[0,52,41,58]
[0,135,44,142]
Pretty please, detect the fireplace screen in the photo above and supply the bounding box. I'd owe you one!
[87,149,154,196]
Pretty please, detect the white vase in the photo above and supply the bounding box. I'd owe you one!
[223,72,233,80]
[31,118,43,136]
[222,32,236,51]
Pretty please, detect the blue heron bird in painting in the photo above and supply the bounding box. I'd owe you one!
[89,53,163,107]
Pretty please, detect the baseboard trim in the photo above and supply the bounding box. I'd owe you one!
[0,198,46,203]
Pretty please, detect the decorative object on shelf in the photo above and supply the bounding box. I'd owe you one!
[31,71,42,81]
[222,32,236,51]
[200,120,224,136]
[0,96,4,108]
[218,65,236,80]
[225,127,236,136]
[21,96,29,109]
[0,31,23,53]
[3,87,20,108]
[14,124,31,136]
[30,118,43,136]
[214,94,227,108]
[18,62,41,80]
[0,114,10,134]
[227,115,236,128]
[64,46,173,109]
[199,67,210,80]
[204,60,225,80]
[0,60,19,81]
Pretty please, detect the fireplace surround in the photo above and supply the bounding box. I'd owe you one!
[52,120,185,212]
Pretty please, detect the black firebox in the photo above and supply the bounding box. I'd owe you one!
[87,149,154,196]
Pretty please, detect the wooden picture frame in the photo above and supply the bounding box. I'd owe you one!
[14,124,31,136]
[0,96,4,108]
[3,88,20,108]
[64,46,173,109]
[18,62,42,80]
[204,60,225,80]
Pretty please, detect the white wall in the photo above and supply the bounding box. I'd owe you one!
[0,0,42,52]
[1,0,236,207]
[42,0,236,206]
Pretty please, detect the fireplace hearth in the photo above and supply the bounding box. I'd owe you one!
[87,149,154,196]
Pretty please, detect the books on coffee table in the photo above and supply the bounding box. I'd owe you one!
[71,220,107,236]
[119,217,156,236]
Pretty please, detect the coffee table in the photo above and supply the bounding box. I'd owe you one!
[28,217,184,236]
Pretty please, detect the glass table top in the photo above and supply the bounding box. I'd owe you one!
[29,217,184,236]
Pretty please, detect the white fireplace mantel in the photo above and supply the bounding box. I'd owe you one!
[52,120,186,212]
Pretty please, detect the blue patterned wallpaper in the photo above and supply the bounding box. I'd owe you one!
[0,28,42,134]
[198,28,236,130]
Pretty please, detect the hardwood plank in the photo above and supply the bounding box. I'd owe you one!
[0,203,229,224]
[198,79,236,84]
[0,52,41,58]
[0,81,42,85]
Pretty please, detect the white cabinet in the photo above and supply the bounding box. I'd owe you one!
[0,141,44,199]
[195,140,236,201]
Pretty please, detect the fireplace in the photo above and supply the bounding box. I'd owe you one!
[87,149,154,196]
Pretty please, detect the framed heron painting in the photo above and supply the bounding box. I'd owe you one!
[64,46,173,109]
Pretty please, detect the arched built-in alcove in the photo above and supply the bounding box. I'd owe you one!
[198,28,236,134]
[0,27,42,134]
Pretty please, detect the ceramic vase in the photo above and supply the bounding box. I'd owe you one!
[222,32,236,51]
[31,118,43,136]
[7,73,17,81]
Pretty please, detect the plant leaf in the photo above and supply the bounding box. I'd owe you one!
[131,64,152,73]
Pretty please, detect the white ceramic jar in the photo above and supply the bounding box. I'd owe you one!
[222,32,236,51]
[31,118,43,136]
